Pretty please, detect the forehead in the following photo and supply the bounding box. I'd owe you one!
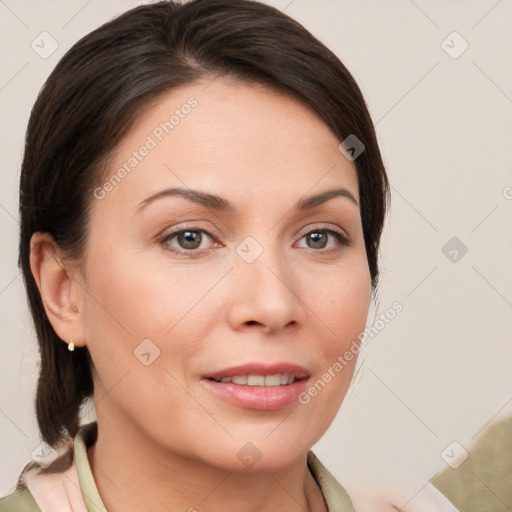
[94,78,359,214]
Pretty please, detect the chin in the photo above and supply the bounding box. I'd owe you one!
[206,434,313,474]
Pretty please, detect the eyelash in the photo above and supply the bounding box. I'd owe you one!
[159,224,350,257]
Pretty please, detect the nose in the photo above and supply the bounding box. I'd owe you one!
[225,242,307,335]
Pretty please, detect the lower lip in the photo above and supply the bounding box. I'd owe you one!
[201,378,309,411]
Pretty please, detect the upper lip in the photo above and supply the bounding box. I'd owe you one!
[203,362,310,381]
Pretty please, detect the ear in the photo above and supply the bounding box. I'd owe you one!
[29,232,86,348]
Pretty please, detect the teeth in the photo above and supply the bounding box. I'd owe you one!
[247,375,265,386]
[265,375,282,387]
[214,374,297,386]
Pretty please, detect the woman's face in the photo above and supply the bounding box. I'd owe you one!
[77,78,371,471]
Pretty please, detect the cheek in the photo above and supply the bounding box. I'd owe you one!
[312,258,372,351]
[79,246,222,373]
[336,272,371,340]
[78,248,218,427]
[303,260,371,409]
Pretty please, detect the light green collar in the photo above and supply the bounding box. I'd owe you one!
[74,423,107,512]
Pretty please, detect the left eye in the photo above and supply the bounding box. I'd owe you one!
[296,229,349,250]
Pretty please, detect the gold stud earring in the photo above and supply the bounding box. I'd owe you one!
[68,341,75,352]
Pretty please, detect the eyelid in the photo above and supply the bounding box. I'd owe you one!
[159,222,221,240]
[297,222,349,239]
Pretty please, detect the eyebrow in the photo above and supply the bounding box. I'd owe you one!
[137,186,359,213]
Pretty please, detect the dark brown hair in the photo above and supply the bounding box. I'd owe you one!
[19,0,389,450]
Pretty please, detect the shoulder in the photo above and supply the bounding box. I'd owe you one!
[431,415,512,511]
[0,450,74,512]
[0,485,41,512]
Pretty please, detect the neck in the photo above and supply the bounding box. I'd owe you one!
[87,416,327,512]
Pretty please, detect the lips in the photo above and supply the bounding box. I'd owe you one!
[202,362,310,382]
[200,362,311,411]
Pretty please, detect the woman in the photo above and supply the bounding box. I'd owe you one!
[0,1,458,510]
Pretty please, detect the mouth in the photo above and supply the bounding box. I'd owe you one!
[207,374,303,386]
[201,362,310,411]
[202,362,310,384]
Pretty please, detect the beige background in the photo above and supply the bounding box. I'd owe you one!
[1,0,511,503]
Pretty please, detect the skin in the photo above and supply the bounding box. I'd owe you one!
[29,77,372,512]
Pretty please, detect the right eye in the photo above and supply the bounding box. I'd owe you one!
[159,228,219,256]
